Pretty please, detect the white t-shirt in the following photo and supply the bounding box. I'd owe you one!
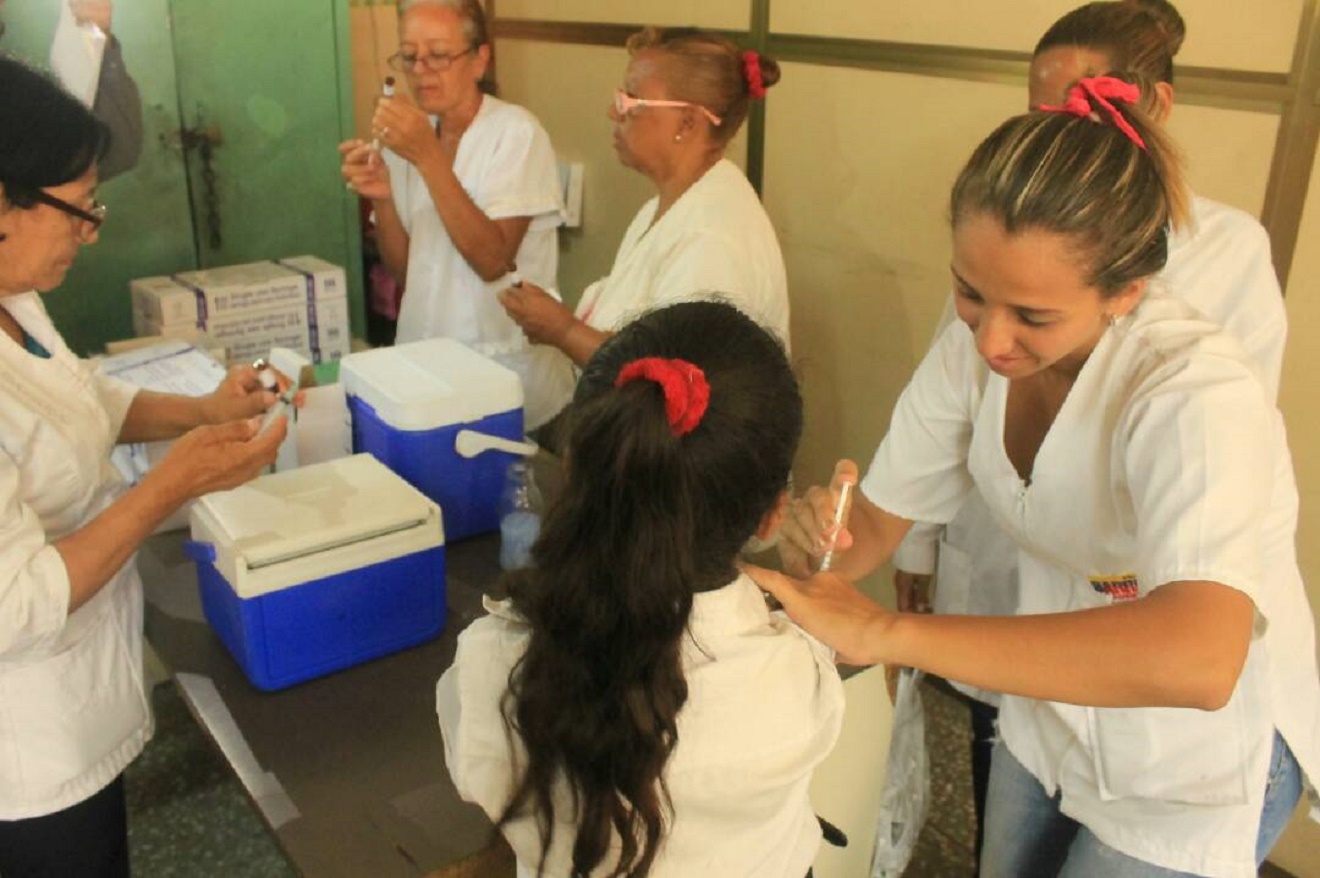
[893,196,1289,705]
[862,293,1319,877]
[0,291,151,819]
[575,159,790,346]
[436,574,845,878]
[385,95,574,429]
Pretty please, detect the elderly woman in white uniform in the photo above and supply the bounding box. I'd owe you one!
[889,0,1290,862]
[0,57,286,876]
[498,27,789,368]
[756,77,1318,878]
[340,0,572,429]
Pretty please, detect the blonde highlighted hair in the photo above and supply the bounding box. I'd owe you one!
[952,76,1189,296]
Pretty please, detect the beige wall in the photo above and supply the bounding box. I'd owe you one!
[772,0,1304,73]
[497,0,748,30]
[1272,141,1320,878]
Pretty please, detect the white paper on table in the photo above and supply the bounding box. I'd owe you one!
[50,2,106,107]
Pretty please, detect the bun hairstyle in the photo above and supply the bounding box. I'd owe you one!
[953,74,1189,296]
[1035,0,1186,84]
[0,56,108,213]
[625,27,781,142]
[497,301,802,878]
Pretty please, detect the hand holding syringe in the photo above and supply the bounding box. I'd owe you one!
[818,479,854,572]
[370,77,397,158]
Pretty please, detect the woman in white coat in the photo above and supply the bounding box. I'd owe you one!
[889,0,1290,861]
[340,0,572,429]
[0,57,285,877]
[757,77,1318,877]
[497,27,789,369]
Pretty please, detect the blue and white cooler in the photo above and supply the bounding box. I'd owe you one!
[340,339,533,541]
[185,454,446,691]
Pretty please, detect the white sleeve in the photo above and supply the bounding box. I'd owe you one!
[92,370,140,441]
[860,322,980,524]
[892,522,943,575]
[383,150,414,235]
[1120,356,1273,611]
[890,291,963,575]
[480,113,564,229]
[0,450,72,660]
[1224,224,1286,402]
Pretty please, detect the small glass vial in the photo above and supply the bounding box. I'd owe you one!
[499,460,542,570]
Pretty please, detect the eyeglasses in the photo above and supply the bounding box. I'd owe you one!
[32,189,107,230]
[387,47,474,73]
[613,88,723,127]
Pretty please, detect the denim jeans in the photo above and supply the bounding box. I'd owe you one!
[980,732,1302,877]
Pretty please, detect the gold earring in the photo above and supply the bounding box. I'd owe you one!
[674,133,683,143]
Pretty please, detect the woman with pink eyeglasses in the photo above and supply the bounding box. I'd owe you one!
[499,28,789,379]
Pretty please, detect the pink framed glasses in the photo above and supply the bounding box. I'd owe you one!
[613,88,722,127]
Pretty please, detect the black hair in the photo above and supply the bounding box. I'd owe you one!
[497,300,802,877]
[0,55,109,210]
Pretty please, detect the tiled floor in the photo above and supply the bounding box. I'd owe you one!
[125,677,1294,878]
[125,683,293,877]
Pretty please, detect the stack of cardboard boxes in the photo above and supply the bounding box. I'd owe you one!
[130,256,351,365]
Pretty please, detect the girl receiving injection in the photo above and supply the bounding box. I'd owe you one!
[437,301,845,878]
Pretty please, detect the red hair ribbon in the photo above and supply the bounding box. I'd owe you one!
[1036,76,1147,152]
[742,50,766,100]
[615,357,711,438]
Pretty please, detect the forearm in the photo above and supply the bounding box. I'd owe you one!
[418,154,518,281]
[831,496,913,581]
[882,580,1254,710]
[118,390,209,443]
[54,472,186,612]
[372,199,411,283]
[561,322,611,367]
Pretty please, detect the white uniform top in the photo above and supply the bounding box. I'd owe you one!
[0,292,152,819]
[436,574,845,878]
[575,159,790,345]
[385,95,574,429]
[894,195,1289,705]
[862,293,1319,877]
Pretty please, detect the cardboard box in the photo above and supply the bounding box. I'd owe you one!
[172,262,310,319]
[141,297,350,366]
[278,255,347,302]
[130,276,201,335]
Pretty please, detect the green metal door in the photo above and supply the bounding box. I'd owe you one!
[0,0,363,354]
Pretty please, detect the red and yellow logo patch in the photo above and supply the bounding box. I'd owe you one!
[1089,573,1139,602]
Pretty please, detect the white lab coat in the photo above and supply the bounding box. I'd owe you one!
[862,292,1319,877]
[894,195,1289,706]
[0,291,152,820]
[436,574,844,878]
[575,159,790,346]
[385,95,574,429]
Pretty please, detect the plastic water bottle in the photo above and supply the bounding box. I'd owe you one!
[499,460,542,570]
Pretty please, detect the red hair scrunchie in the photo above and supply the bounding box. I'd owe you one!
[742,50,766,100]
[614,357,711,438]
[1036,75,1147,152]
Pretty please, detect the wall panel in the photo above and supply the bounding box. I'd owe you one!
[496,0,748,31]
[1168,105,1280,217]
[763,64,1021,491]
[771,0,1303,74]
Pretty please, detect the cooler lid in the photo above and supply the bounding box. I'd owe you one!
[194,454,438,569]
[339,338,523,431]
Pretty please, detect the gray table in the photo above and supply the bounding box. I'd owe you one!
[139,529,507,877]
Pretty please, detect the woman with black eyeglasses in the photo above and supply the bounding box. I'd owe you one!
[0,56,287,877]
[339,0,574,431]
